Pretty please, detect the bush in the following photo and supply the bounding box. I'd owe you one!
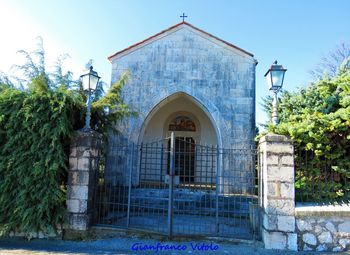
[0,40,132,236]
[265,64,350,203]
[0,77,77,235]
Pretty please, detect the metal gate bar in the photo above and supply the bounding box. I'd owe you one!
[167,132,174,236]
[93,134,259,240]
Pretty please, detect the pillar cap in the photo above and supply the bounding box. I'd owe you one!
[73,129,102,137]
[259,133,292,144]
[71,130,103,148]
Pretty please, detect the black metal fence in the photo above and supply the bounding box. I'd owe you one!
[92,134,259,240]
[295,149,350,204]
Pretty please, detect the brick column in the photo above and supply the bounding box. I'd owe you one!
[66,130,102,231]
[259,133,297,251]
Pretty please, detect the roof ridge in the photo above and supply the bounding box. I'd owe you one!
[108,22,253,61]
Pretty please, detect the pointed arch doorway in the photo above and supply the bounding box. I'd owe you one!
[139,92,219,184]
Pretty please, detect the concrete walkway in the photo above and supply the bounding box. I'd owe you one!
[0,237,349,255]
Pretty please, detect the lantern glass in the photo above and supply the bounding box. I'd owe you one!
[80,66,100,91]
[270,69,285,89]
[89,73,99,91]
[81,74,90,90]
[265,62,287,91]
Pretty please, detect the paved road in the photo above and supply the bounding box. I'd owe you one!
[0,237,349,255]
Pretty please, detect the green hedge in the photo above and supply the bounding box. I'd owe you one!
[0,76,81,235]
[266,66,350,203]
[0,41,132,236]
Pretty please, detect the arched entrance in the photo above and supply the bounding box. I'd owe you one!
[138,92,219,184]
[139,92,219,146]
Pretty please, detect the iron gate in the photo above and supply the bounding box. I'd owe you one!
[93,133,259,240]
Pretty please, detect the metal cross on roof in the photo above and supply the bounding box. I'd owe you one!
[180,13,188,22]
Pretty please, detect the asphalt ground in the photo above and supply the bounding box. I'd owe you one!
[0,236,349,255]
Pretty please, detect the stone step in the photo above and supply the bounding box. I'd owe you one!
[110,188,257,202]
[129,199,251,214]
[105,188,258,217]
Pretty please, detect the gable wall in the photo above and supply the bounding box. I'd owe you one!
[110,26,256,148]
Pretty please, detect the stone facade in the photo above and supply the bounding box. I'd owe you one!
[108,22,256,148]
[67,130,102,231]
[106,22,257,187]
[296,205,350,251]
[258,134,297,251]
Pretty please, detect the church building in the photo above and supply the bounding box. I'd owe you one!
[96,21,258,238]
[105,21,257,189]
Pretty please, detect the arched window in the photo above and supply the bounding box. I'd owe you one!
[168,116,196,132]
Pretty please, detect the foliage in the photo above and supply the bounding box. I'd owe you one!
[263,63,350,203]
[0,78,77,235]
[0,39,132,236]
[91,71,133,136]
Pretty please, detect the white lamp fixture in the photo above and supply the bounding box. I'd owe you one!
[80,66,100,131]
[264,61,287,91]
[264,61,287,125]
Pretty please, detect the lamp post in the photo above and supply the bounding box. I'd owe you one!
[264,61,287,125]
[80,66,100,131]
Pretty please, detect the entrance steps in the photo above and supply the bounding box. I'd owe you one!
[108,187,257,218]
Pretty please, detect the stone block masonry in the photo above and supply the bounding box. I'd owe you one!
[109,24,257,149]
[258,133,350,251]
[259,134,297,251]
[66,130,102,231]
[296,205,350,251]
[106,23,257,189]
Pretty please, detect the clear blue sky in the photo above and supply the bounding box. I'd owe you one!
[1,0,349,126]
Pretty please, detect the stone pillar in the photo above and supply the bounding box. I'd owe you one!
[66,130,102,231]
[259,133,297,251]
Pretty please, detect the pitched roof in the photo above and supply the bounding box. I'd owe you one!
[108,22,254,62]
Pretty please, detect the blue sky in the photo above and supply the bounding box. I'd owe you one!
[0,0,349,126]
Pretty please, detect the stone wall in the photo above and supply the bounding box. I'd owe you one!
[296,205,350,251]
[67,130,102,231]
[259,134,350,252]
[258,134,297,251]
[8,228,62,240]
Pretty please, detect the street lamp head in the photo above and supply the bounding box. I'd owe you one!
[264,61,287,91]
[80,66,101,132]
[80,66,101,91]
